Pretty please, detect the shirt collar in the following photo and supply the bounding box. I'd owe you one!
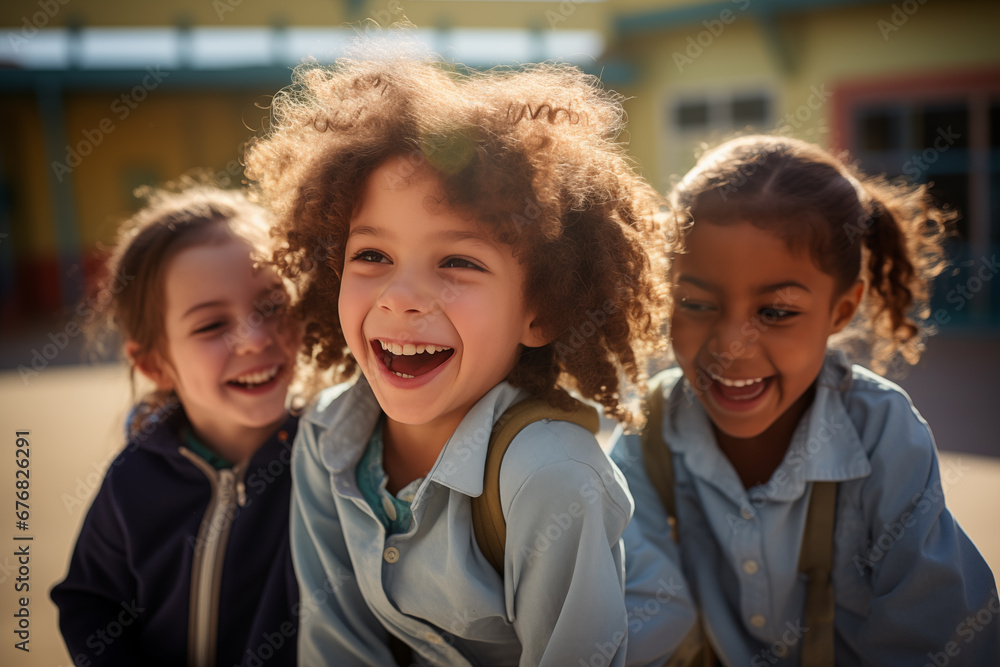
[664,352,871,501]
[305,375,529,497]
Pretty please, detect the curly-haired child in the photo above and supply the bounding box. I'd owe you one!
[612,135,1000,665]
[246,47,695,666]
[51,184,302,665]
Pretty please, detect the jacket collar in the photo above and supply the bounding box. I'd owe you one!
[307,375,528,498]
[663,351,871,502]
[129,398,298,468]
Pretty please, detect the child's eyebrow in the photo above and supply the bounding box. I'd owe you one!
[435,229,497,248]
[754,281,811,295]
[677,275,717,292]
[347,224,382,240]
[677,275,811,295]
[183,301,226,319]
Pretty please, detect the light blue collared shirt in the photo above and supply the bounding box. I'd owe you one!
[611,354,1000,666]
[292,377,652,666]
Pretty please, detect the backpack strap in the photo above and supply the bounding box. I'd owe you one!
[642,371,837,667]
[471,396,600,576]
[642,373,716,667]
[798,481,837,667]
[641,370,678,537]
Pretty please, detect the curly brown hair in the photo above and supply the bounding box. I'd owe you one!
[671,134,952,374]
[245,51,673,425]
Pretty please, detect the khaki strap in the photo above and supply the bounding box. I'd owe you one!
[471,397,600,576]
[798,481,837,667]
[641,371,677,531]
[643,374,837,666]
[642,373,717,667]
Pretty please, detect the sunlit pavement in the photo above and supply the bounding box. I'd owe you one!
[1,363,997,666]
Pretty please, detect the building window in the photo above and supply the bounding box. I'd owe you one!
[669,91,772,135]
[839,70,1000,328]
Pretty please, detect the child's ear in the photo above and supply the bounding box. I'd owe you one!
[520,316,553,348]
[830,280,865,334]
[125,341,174,391]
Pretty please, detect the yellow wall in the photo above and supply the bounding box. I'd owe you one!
[0,97,56,257]
[63,91,267,249]
[0,0,608,31]
[614,0,1000,191]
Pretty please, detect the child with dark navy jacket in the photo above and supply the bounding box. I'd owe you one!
[51,185,302,666]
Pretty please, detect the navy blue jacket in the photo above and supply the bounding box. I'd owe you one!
[51,403,299,667]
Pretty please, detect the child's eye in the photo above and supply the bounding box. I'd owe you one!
[351,249,390,264]
[193,321,226,335]
[678,298,715,313]
[759,307,798,320]
[441,257,486,271]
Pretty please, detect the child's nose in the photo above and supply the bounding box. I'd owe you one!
[710,312,758,360]
[234,316,276,354]
[376,267,432,314]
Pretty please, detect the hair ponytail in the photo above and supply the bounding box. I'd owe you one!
[855,177,951,373]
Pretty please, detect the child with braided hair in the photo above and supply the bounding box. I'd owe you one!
[612,135,999,666]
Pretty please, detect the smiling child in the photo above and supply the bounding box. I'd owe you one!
[51,185,301,666]
[612,135,1000,665]
[246,50,695,665]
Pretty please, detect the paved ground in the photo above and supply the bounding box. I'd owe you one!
[0,362,997,666]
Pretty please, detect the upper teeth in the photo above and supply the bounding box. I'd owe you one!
[379,340,452,356]
[709,371,763,388]
[234,365,280,385]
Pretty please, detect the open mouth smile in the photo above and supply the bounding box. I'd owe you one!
[226,363,284,393]
[705,369,772,410]
[371,339,455,379]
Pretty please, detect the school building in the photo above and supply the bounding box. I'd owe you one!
[1,0,998,454]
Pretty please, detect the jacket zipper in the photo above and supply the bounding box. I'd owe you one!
[181,448,247,667]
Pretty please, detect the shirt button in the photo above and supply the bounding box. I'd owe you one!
[424,632,443,644]
[742,560,759,575]
[383,546,400,564]
[749,614,766,628]
[740,506,754,520]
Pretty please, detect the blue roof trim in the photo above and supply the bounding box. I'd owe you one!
[615,0,885,36]
[0,66,296,91]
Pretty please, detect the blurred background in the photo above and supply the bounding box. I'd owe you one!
[0,0,998,665]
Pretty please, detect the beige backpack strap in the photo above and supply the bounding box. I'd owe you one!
[798,481,837,667]
[641,371,677,529]
[471,396,600,576]
[642,372,718,667]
